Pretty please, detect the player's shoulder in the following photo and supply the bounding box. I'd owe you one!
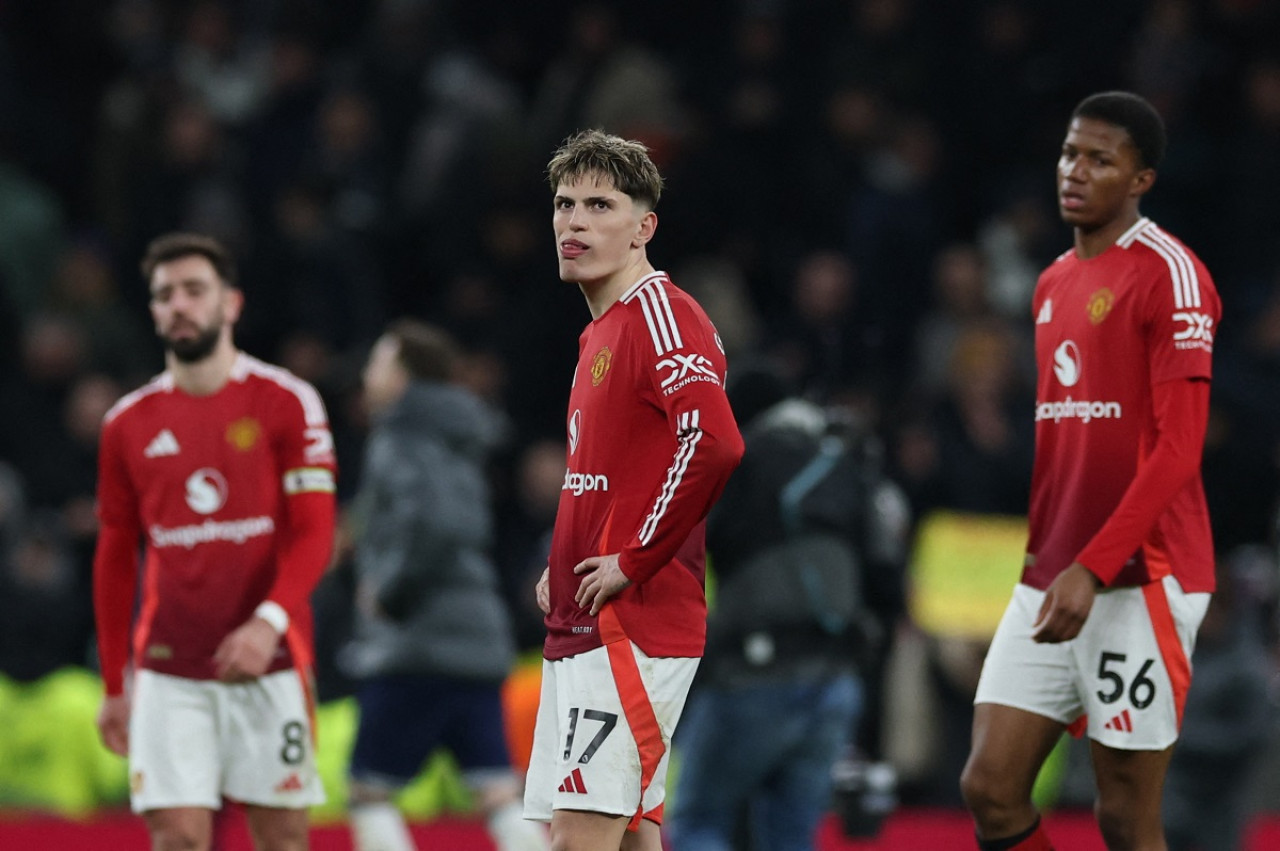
[1121,218,1218,303]
[619,271,712,333]
[103,372,174,426]
[1120,218,1210,272]
[234,353,329,424]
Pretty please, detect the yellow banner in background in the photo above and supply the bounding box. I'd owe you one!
[908,511,1028,640]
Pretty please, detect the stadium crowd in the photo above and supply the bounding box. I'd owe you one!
[2,0,1280,829]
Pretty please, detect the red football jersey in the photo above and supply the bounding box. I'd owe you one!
[544,272,744,661]
[95,353,337,687]
[1024,218,1219,592]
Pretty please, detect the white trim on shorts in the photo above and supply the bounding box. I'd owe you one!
[523,642,699,825]
[974,575,1210,750]
[128,669,325,812]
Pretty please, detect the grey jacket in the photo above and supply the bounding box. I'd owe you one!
[340,381,516,681]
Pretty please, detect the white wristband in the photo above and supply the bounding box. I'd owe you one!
[254,601,290,635]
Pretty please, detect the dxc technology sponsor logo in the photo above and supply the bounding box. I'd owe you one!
[656,351,720,396]
[1172,311,1214,351]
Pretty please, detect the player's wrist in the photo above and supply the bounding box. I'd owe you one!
[254,601,290,634]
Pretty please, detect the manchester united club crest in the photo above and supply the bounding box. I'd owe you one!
[590,347,613,386]
[226,417,262,451]
[1086,288,1115,325]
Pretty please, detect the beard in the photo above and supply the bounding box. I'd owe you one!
[162,324,222,363]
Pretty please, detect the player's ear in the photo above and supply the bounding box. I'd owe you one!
[223,285,245,322]
[1131,167,1156,199]
[633,210,657,248]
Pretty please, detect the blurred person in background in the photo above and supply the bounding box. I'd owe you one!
[523,129,743,851]
[0,463,91,682]
[341,318,547,851]
[961,91,1221,851]
[495,438,572,653]
[92,232,337,851]
[667,362,910,851]
[1163,548,1276,851]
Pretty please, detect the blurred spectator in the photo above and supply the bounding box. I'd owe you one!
[911,242,998,396]
[0,159,66,317]
[977,183,1059,323]
[1221,56,1280,282]
[0,313,91,511]
[46,238,155,382]
[340,319,545,851]
[766,248,887,403]
[127,96,248,256]
[668,362,910,851]
[494,438,567,652]
[57,373,121,566]
[893,322,1034,517]
[172,0,271,126]
[1164,549,1278,851]
[0,462,90,682]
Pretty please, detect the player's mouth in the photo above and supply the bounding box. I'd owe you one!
[561,240,588,259]
[1059,190,1086,211]
[166,320,200,337]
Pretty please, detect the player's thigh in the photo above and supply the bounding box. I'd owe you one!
[1073,577,1209,750]
[1090,739,1174,812]
[220,670,325,810]
[129,670,222,813]
[244,803,310,851]
[620,816,664,851]
[550,808,629,851]
[965,702,1065,800]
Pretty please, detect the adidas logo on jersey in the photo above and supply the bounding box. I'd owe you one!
[274,773,304,793]
[144,429,181,458]
[558,768,588,794]
[1104,709,1133,733]
[1036,299,1053,324]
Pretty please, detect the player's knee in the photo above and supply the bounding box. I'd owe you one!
[151,826,207,851]
[147,812,210,851]
[959,758,1000,814]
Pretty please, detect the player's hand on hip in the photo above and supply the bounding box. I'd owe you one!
[214,617,282,682]
[536,566,551,614]
[573,553,632,616]
[97,694,131,757]
[1032,562,1099,643]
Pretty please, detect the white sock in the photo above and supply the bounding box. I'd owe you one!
[350,801,416,851]
[487,800,550,851]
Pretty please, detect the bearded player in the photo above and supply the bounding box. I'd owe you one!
[93,232,337,851]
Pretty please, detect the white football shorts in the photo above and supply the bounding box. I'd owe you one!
[128,669,325,812]
[975,574,1210,750]
[523,641,699,826]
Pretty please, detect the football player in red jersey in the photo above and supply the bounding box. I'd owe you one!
[961,93,1220,851]
[521,130,744,851]
[93,233,337,851]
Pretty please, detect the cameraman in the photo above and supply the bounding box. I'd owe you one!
[667,365,910,851]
